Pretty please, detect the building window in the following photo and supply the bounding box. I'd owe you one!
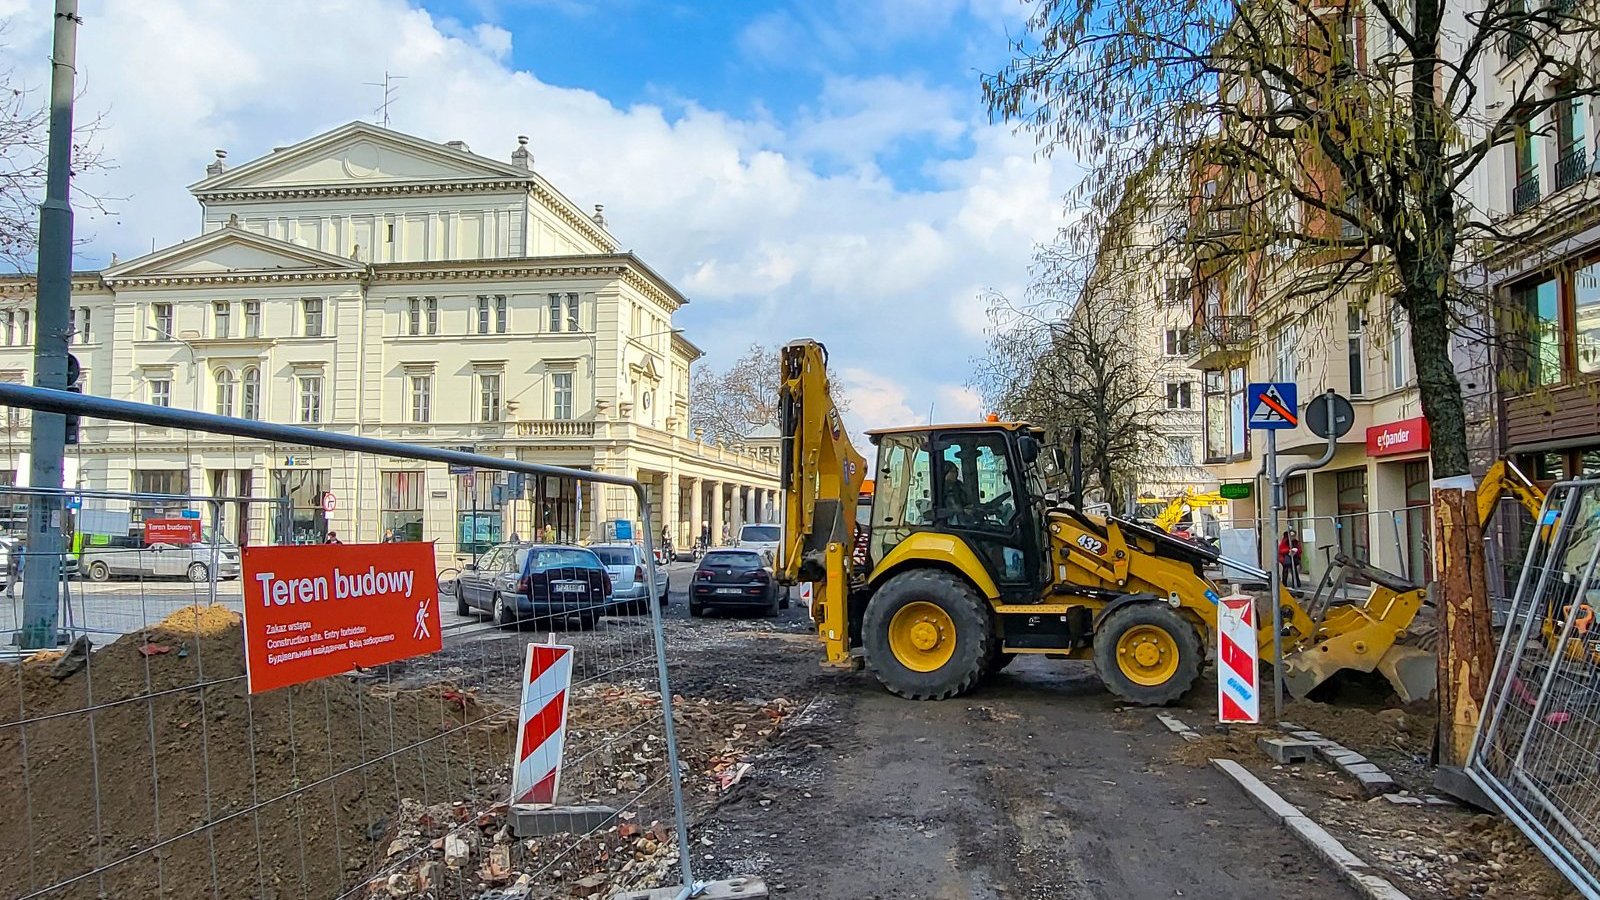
[70,307,90,344]
[1555,89,1588,192]
[133,470,190,521]
[1271,324,1299,382]
[243,300,260,338]
[1389,307,1411,388]
[479,372,502,423]
[1165,381,1193,409]
[1513,107,1541,213]
[301,298,324,337]
[151,303,172,340]
[215,369,235,417]
[1164,329,1191,356]
[1167,437,1195,466]
[1229,367,1247,457]
[1347,304,1366,396]
[494,295,508,333]
[407,297,437,335]
[476,295,491,334]
[213,301,230,339]
[409,374,432,423]
[457,471,502,555]
[298,375,323,424]
[241,367,260,420]
[3,310,29,347]
[1577,262,1600,374]
[549,293,579,332]
[1517,278,1562,386]
[1164,277,1191,309]
[149,377,172,408]
[425,297,438,334]
[407,297,422,336]
[551,371,574,420]
[382,471,426,541]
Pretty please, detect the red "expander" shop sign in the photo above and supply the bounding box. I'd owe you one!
[1366,416,1431,457]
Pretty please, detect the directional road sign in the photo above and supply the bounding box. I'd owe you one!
[1247,382,1299,430]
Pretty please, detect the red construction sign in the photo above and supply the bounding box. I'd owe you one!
[144,518,202,545]
[241,542,443,693]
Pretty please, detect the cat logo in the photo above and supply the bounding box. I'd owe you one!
[827,408,843,440]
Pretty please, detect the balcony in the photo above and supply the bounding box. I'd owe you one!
[1513,173,1542,214]
[1555,145,1589,192]
[513,419,596,439]
[1186,314,1255,369]
[1507,27,1533,60]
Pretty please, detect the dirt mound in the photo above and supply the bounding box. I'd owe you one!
[0,606,514,900]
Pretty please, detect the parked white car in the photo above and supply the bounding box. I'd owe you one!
[735,523,781,566]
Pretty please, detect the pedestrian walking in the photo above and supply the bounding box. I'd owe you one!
[1277,530,1302,588]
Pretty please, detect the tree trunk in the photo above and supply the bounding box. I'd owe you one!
[1431,485,1494,765]
[1405,275,1493,765]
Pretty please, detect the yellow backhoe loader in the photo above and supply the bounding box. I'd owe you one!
[778,339,1563,706]
[778,338,1444,705]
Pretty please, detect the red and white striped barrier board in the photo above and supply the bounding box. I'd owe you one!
[1216,594,1260,724]
[511,643,575,805]
[799,583,814,610]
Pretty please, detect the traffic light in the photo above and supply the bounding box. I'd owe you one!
[64,383,82,445]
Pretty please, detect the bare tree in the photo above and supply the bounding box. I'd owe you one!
[983,0,1599,760]
[974,210,1170,503]
[0,38,114,270]
[690,344,781,443]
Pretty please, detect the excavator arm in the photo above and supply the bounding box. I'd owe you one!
[1477,459,1546,526]
[778,340,868,666]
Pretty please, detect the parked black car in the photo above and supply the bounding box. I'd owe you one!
[455,542,613,629]
[690,549,787,618]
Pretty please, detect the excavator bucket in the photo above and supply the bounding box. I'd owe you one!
[1376,645,1437,704]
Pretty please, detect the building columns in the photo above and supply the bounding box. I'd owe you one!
[689,477,703,545]
[710,481,725,546]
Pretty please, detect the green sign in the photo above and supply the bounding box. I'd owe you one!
[1218,483,1252,500]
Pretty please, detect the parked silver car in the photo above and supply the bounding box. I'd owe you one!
[590,543,671,614]
[80,534,241,583]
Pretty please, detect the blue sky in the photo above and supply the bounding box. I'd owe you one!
[0,0,1079,436]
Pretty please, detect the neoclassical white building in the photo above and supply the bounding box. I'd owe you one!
[0,122,777,554]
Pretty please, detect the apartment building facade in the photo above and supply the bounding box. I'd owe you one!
[0,122,778,554]
[1474,25,1600,482]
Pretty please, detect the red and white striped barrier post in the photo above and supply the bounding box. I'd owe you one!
[1217,594,1260,724]
[512,643,575,805]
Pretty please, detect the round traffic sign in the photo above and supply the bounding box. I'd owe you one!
[1305,392,1356,440]
[321,492,337,513]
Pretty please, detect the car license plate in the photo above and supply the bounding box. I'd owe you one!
[715,587,742,595]
[553,581,586,594]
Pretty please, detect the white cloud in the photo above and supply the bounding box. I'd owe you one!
[2,0,1080,438]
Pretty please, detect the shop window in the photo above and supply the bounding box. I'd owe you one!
[1335,468,1370,562]
[274,469,330,544]
[381,471,425,541]
[1402,460,1433,583]
[457,471,502,555]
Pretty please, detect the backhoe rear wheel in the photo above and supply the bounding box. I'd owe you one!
[863,569,993,700]
[1093,603,1202,706]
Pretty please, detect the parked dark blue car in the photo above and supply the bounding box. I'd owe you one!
[454,542,613,629]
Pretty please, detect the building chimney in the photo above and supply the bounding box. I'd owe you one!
[511,135,531,170]
[205,149,227,176]
[444,140,470,153]
[592,204,606,227]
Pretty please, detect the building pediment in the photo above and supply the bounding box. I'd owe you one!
[189,121,534,197]
[104,228,366,285]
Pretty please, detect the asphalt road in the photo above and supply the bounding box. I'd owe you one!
[649,565,1360,900]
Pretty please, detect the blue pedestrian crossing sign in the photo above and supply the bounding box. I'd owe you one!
[1247,383,1299,430]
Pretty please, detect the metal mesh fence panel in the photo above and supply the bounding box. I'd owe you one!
[0,388,700,900]
[1469,478,1600,900]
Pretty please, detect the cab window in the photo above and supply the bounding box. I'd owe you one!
[875,432,931,528]
[935,433,1017,532]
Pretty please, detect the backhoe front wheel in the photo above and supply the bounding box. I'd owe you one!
[1093,603,1202,706]
[863,570,994,701]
